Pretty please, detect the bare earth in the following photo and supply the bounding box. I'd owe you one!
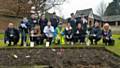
[0,47,119,68]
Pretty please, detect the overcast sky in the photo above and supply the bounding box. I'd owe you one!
[48,0,113,19]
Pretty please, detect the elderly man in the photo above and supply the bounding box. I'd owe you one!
[4,23,20,46]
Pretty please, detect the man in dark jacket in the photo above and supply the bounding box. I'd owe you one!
[89,22,102,45]
[50,12,59,29]
[67,13,77,32]
[29,14,38,30]
[39,14,48,34]
[4,23,19,46]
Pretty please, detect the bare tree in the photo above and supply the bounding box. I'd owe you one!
[0,0,66,17]
[96,1,107,17]
[29,0,66,14]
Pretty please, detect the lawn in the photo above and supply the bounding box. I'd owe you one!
[105,35,120,56]
[0,33,120,56]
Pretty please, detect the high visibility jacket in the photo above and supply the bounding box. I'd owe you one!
[54,27,65,45]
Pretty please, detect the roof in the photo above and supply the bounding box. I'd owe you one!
[93,14,102,21]
[75,8,93,17]
[75,8,120,22]
[103,15,120,22]
[75,8,102,21]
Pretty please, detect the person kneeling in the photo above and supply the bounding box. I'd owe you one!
[54,22,65,45]
[4,23,19,46]
[89,22,102,45]
[102,23,115,46]
[74,23,86,44]
[43,22,54,46]
[30,25,43,46]
[65,23,74,45]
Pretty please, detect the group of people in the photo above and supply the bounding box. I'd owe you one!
[4,12,115,46]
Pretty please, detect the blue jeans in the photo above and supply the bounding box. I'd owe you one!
[21,31,27,45]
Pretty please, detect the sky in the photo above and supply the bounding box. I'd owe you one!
[48,0,113,19]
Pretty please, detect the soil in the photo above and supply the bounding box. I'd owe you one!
[0,47,119,68]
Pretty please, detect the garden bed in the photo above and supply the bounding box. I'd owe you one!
[0,47,119,68]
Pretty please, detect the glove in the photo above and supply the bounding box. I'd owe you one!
[21,23,27,28]
[66,35,69,39]
[93,34,96,37]
[70,35,73,38]
[76,30,79,34]
[6,41,9,44]
[106,37,109,40]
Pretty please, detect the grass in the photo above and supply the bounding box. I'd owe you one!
[0,33,120,56]
[105,35,120,56]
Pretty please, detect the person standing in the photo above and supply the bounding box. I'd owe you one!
[29,14,38,30]
[81,16,88,32]
[39,14,48,34]
[19,17,30,46]
[68,13,77,32]
[50,12,59,29]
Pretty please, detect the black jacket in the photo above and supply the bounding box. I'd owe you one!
[90,27,102,38]
[50,16,59,28]
[102,29,112,38]
[65,28,73,37]
[74,28,86,37]
[39,18,48,33]
[19,21,30,33]
[4,28,19,42]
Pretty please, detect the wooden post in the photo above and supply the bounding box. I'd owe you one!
[115,21,118,26]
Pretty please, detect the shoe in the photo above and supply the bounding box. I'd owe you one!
[95,42,97,45]
[80,42,83,45]
[71,42,74,46]
[66,42,69,45]
[90,42,93,45]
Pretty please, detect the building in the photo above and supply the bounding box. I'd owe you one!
[75,8,120,26]
[103,15,120,26]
